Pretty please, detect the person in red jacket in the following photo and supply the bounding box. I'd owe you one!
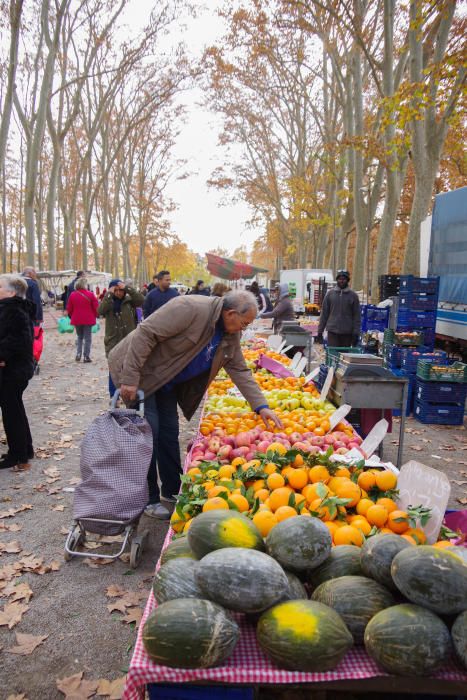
[66,277,98,362]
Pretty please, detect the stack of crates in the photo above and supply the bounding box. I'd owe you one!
[360,305,390,354]
[414,360,467,425]
[381,330,424,415]
[379,274,400,301]
[392,348,449,417]
[325,346,363,369]
[397,276,440,351]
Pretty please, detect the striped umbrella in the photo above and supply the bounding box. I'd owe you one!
[206,253,268,280]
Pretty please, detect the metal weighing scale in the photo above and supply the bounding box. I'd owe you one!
[329,353,409,467]
[280,321,314,372]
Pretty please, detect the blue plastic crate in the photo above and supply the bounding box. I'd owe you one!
[401,348,447,373]
[361,304,390,332]
[422,327,436,348]
[382,343,403,368]
[413,399,465,425]
[399,275,440,294]
[414,378,467,405]
[148,687,254,700]
[397,309,437,329]
[398,293,438,311]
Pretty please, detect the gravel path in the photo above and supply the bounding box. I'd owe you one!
[0,310,465,699]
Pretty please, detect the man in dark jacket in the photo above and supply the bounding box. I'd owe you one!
[98,279,144,396]
[22,267,43,323]
[64,270,84,309]
[316,270,361,347]
[143,270,179,318]
[0,274,35,471]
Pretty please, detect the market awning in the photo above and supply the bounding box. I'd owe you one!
[206,253,268,281]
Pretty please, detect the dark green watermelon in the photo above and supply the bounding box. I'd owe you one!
[266,516,332,572]
[452,610,467,670]
[153,559,203,604]
[309,545,362,590]
[160,537,197,565]
[360,533,412,590]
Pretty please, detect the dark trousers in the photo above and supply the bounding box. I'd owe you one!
[0,377,33,462]
[144,388,182,504]
[109,373,117,398]
[327,332,355,347]
[75,324,92,358]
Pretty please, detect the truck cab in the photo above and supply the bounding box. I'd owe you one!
[279,268,334,314]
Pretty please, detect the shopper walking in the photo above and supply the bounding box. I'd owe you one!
[316,270,361,347]
[64,270,84,309]
[189,280,209,296]
[22,267,43,323]
[259,282,295,332]
[108,291,282,520]
[143,270,179,318]
[0,274,35,472]
[66,277,98,362]
[98,279,144,396]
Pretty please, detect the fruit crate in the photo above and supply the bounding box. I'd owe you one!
[400,348,447,373]
[382,343,403,368]
[361,304,390,332]
[391,370,415,416]
[397,309,437,329]
[414,378,467,405]
[422,327,436,349]
[399,275,440,294]
[413,399,465,426]
[379,274,400,301]
[325,346,363,368]
[417,360,467,383]
[316,363,329,390]
[384,329,424,346]
[398,293,439,311]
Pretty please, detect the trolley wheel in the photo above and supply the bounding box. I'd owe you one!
[129,530,148,569]
[64,524,84,561]
[34,364,40,375]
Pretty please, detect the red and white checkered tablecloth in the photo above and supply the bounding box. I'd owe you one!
[122,394,467,700]
[123,521,467,700]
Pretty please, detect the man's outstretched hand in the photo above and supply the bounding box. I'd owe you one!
[259,407,283,429]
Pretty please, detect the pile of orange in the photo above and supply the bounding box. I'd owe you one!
[198,408,345,438]
[242,349,292,366]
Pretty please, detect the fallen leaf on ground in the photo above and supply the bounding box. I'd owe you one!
[0,601,29,628]
[2,581,33,602]
[0,523,22,532]
[96,676,126,699]
[122,607,143,625]
[6,632,48,655]
[451,480,467,486]
[457,497,467,505]
[106,584,127,597]
[6,694,28,700]
[0,541,22,554]
[411,446,423,451]
[107,600,128,614]
[68,477,81,485]
[83,557,114,568]
[56,671,99,699]
[52,505,65,512]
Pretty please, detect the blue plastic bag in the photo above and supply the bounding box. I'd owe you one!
[57,316,73,334]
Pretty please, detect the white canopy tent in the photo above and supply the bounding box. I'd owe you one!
[36,270,112,296]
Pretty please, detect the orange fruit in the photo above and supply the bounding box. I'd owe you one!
[308,466,330,484]
[376,497,398,514]
[200,480,215,492]
[366,504,389,528]
[324,521,340,539]
[357,471,376,491]
[275,505,298,522]
[281,466,295,480]
[269,486,294,512]
[231,457,246,468]
[208,485,230,499]
[287,469,308,490]
[293,454,304,467]
[187,467,201,480]
[433,540,453,549]
[183,518,193,532]
[350,517,372,536]
[309,498,335,522]
[379,527,393,534]
[300,509,311,517]
[356,498,374,517]
[375,470,398,491]
[267,473,285,491]
[314,427,325,436]
[401,534,417,545]
[332,479,361,507]
[334,467,351,478]
[218,465,235,479]
[255,488,270,502]
[228,493,250,512]
[170,510,190,533]
[252,479,266,492]
[327,476,348,493]
[263,462,279,475]
[405,527,427,545]
[202,497,229,512]
[387,510,410,534]
[334,525,364,547]
[267,442,287,456]
[252,510,278,536]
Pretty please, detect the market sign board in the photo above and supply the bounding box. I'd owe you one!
[396,460,451,544]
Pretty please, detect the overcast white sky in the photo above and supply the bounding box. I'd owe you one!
[123,0,262,257]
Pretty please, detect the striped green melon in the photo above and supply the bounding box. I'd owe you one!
[311,575,395,643]
[152,559,203,604]
[142,598,239,668]
[284,571,308,600]
[452,610,467,670]
[309,545,362,590]
[391,546,467,615]
[364,604,451,676]
[257,599,353,671]
[160,537,197,565]
[265,516,332,572]
[187,510,264,559]
[361,533,412,590]
[195,547,288,613]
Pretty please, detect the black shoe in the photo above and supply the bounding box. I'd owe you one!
[75,355,81,362]
[0,455,18,470]
[83,357,92,363]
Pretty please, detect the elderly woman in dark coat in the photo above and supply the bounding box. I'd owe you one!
[0,274,35,471]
